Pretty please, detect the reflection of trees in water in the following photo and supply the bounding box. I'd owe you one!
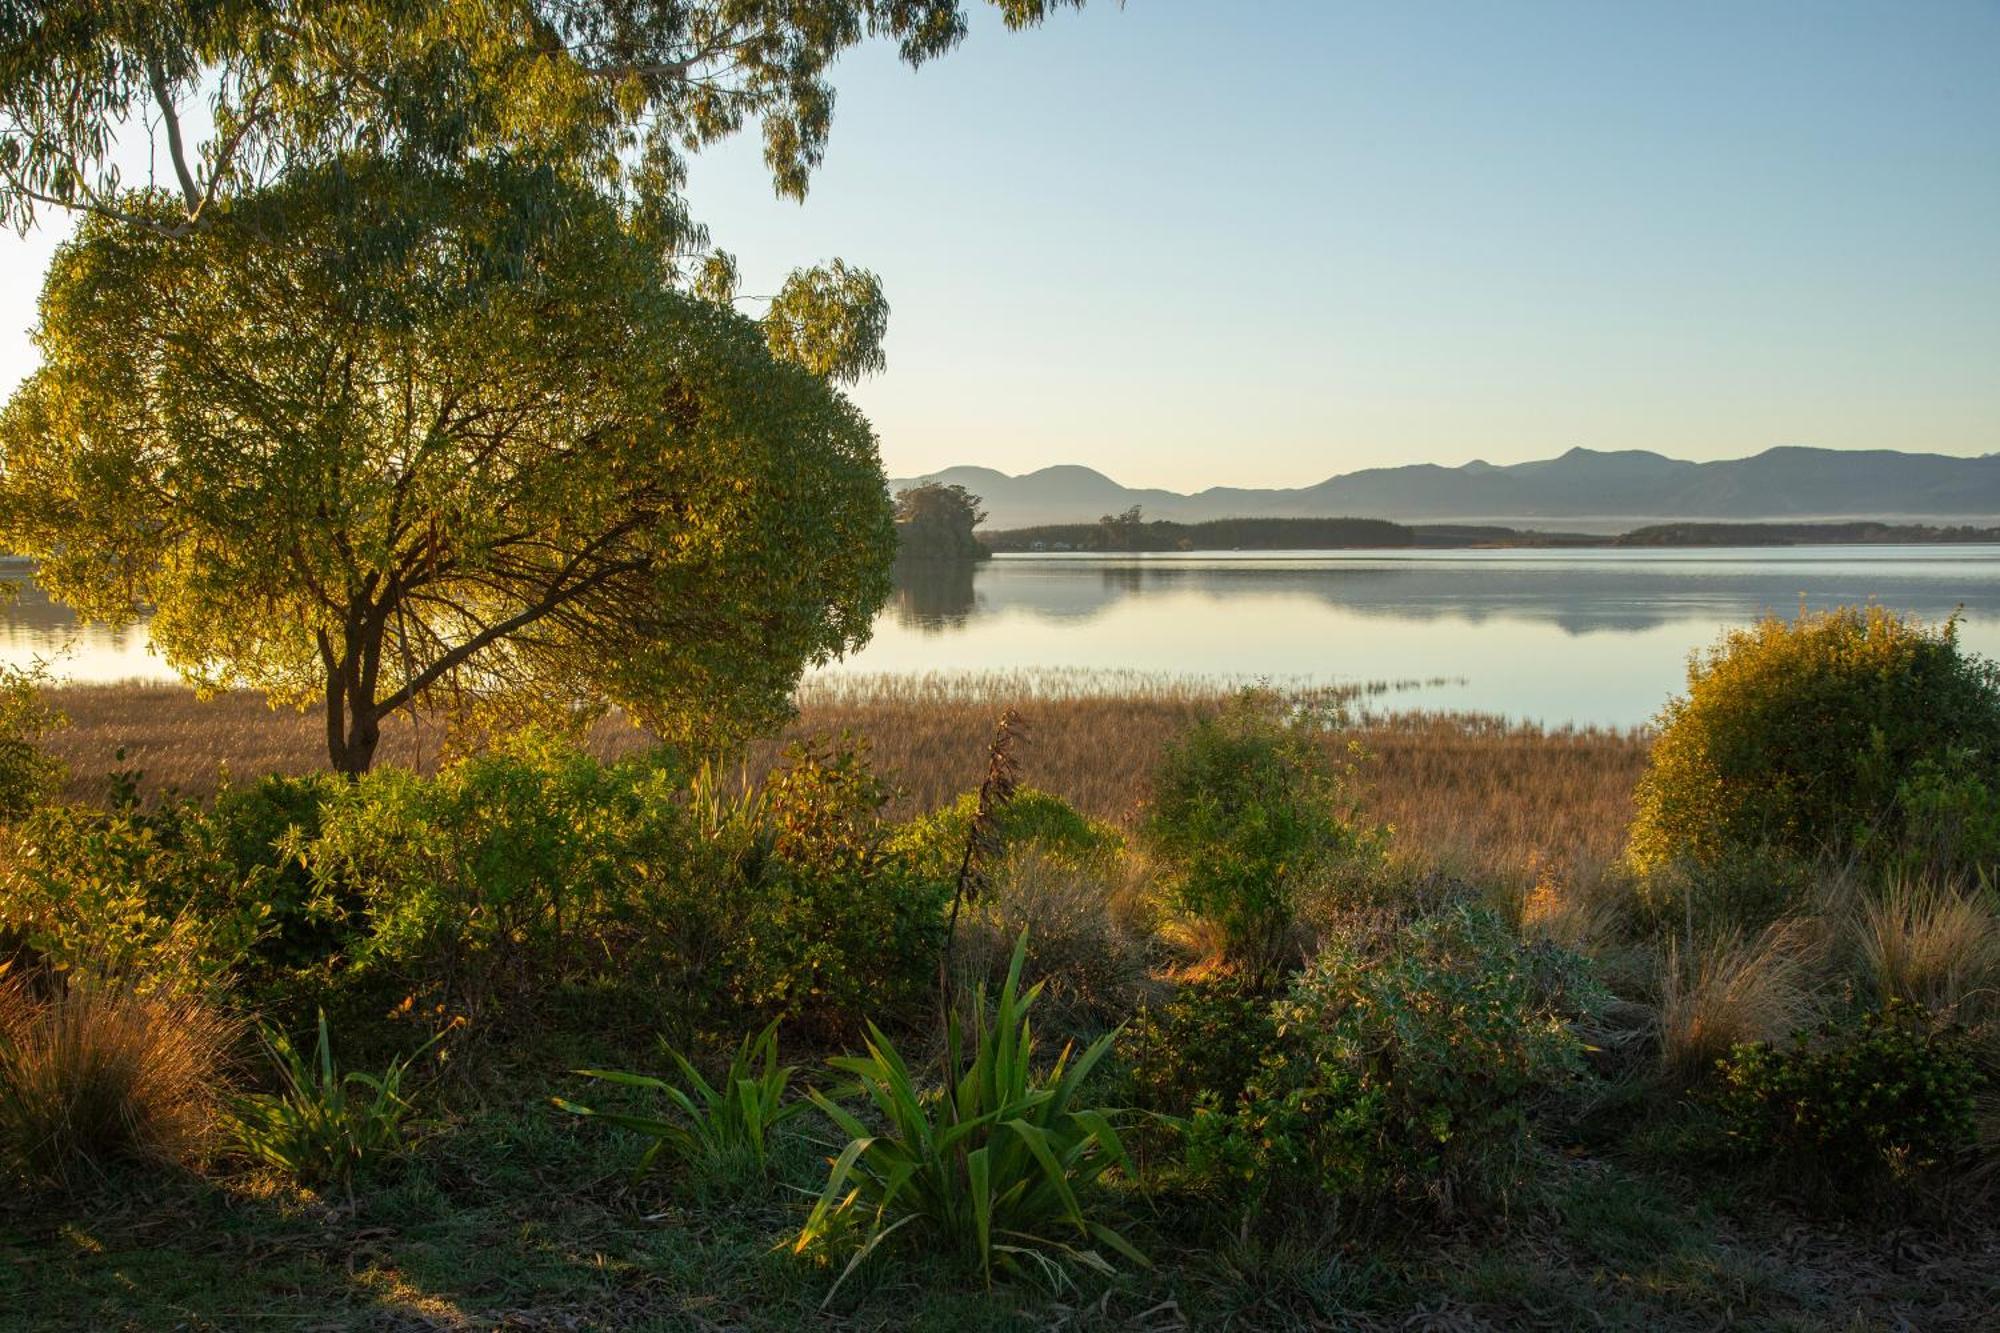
[891,559,978,631]
[955,559,2000,637]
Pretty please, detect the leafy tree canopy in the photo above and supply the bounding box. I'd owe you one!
[0,1,1081,381]
[0,158,895,771]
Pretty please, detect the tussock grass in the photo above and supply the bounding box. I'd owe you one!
[1855,879,2000,1028]
[0,968,238,1189]
[1657,924,1820,1084]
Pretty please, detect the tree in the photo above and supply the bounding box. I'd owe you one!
[0,1,1101,771]
[893,482,988,561]
[0,160,895,773]
[0,0,1086,377]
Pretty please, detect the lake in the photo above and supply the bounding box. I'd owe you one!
[10,546,2000,728]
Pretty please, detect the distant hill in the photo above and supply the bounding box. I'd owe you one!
[889,447,2000,531]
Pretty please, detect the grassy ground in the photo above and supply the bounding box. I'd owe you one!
[9,1096,1996,1332]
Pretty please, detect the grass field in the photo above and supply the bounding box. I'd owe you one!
[37,673,1650,890]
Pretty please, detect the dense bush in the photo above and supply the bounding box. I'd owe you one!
[4,734,949,1041]
[0,798,269,983]
[719,737,949,1039]
[297,736,700,1017]
[1145,694,1381,977]
[1122,975,1276,1118]
[1629,607,2000,883]
[893,786,1124,880]
[0,663,63,822]
[1190,907,1597,1219]
[1714,1000,1984,1182]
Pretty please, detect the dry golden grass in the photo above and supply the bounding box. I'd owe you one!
[1856,879,2000,1027]
[37,673,1650,887]
[0,968,238,1189]
[1657,923,1821,1083]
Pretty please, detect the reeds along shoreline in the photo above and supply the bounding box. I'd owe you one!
[31,673,1652,886]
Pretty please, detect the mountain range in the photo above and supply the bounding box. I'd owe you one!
[889,447,2000,533]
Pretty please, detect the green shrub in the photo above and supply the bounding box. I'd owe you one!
[1191,907,1596,1219]
[892,786,1124,880]
[206,773,349,974]
[229,1010,437,1191]
[0,799,267,983]
[555,1020,804,1188]
[1145,693,1381,978]
[721,737,948,1039]
[1714,1000,1984,1183]
[296,736,703,1017]
[795,933,1142,1295]
[1122,975,1276,1117]
[0,663,63,822]
[1629,607,2000,884]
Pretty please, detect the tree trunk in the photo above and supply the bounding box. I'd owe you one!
[324,620,386,777]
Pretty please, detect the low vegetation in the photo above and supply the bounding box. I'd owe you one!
[2,609,1998,1329]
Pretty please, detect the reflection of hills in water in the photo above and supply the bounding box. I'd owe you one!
[932,554,2000,637]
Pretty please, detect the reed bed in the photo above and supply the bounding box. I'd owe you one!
[36,672,1651,886]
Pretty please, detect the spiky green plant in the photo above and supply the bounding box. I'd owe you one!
[795,932,1144,1296]
[556,1020,804,1183]
[228,1011,432,1190]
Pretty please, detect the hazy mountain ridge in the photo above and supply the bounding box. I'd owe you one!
[890,447,2000,532]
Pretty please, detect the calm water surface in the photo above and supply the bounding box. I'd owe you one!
[10,546,2000,728]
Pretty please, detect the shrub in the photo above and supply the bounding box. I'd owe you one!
[228,1010,437,1191]
[721,737,948,1039]
[0,662,63,822]
[1191,907,1595,1219]
[556,1020,804,1188]
[0,967,237,1190]
[946,847,1150,1032]
[0,799,268,984]
[206,773,349,975]
[1714,1000,1984,1182]
[893,786,1124,880]
[795,933,1142,1294]
[1122,975,1276,1117]
[1145,693,1381,978]
[297,736,702,1018]
[1629,606,2000,883]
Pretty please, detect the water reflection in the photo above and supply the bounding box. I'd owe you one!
[12,548,2000,728]
[890,559,978,629]
[854,547,2000,726]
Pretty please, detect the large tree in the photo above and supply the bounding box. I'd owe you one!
[0,159,893,772]
[0,0,1082,370]
[0,0,1094,770]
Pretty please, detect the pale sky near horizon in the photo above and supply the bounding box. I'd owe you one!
[2,1,1996,491]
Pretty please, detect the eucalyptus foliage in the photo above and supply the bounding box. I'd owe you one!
[0,160,895,769]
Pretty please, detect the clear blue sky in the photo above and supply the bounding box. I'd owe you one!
[5,1,1997,490]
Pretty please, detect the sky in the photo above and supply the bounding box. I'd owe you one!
[3,0,1997,491]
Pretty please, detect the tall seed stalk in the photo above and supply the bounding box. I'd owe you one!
[939,708,1024,1021]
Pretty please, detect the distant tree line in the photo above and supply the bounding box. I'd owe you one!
[983,512,1415,553]
[981,514,2000,554]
